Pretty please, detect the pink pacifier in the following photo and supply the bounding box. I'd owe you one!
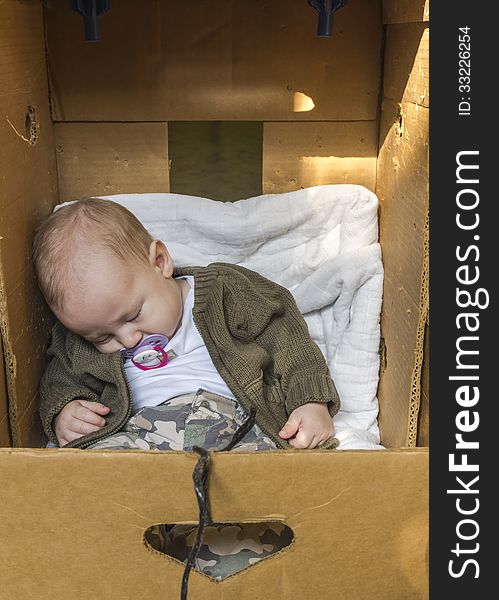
[120,334,170,371]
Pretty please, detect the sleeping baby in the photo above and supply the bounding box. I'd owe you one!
[33,197,340,578]
[34,197,340,452]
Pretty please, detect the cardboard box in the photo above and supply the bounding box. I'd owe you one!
[0,1,429,598]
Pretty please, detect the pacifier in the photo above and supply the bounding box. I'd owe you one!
[120,334,170,371]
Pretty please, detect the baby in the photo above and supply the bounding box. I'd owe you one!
[34,198,340,452]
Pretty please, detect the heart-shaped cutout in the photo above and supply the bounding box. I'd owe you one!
[145,521,294,581]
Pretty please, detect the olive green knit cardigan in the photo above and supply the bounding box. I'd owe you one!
[39,263,340,449]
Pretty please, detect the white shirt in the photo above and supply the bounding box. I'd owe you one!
[124,276,236,411]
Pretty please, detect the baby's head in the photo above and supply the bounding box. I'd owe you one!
[33,198,185,353]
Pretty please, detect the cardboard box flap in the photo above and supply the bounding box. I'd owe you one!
[0,254,14,447]
[383,0,429,24]
[0,448,428,599]
[0,330,11,447]
[46,0,382,122]
[0,0,59,448]
[376,21,429,447]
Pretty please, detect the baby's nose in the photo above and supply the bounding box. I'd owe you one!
[121,332,143,350]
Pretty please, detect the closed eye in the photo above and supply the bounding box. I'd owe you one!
[127,307,142,322]
[94,335,111,345]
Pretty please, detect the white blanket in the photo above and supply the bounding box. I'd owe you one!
[92,185,384,449]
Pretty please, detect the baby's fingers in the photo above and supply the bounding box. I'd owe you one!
[289,430,314,449]
[68,418,105,437]
[278,414,300,440]
[57,420,102,447]
[73,405,107,428]
[78,400,110,416]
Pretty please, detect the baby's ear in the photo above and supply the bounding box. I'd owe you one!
[148,240,174,277]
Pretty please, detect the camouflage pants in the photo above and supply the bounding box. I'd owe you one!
[147,521,293,581]
[88,390,291,580]
[87,389,277,452]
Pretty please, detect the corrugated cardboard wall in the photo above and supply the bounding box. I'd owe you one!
[418,324,429,446]
[0,334,9,446]
[376,1,429,446]
[0,1,59,447]
[45,0,382,201]
[0,448,428,598]
[1,1,430,448]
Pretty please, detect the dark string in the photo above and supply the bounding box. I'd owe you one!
[180,407,257,600]
[180,446,211,600]
[219,407,257,452]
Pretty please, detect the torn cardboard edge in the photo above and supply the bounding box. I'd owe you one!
[5,105,40,147]
[0,333,11,447]
[0,246,17,446]
[407,209,429,446]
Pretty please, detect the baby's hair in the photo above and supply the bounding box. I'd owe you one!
[33,198,154,310]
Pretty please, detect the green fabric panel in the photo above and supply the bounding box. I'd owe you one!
[168,122,263,202]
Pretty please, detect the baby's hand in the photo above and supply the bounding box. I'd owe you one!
[55,400,110,447]
[278,402,334,449]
